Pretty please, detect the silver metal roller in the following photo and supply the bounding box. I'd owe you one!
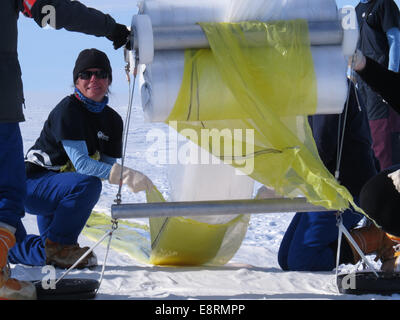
[133,20,343,51]
[111,197,331,220]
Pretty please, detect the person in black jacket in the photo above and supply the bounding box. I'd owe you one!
[349,49,400,272]
[352,49,400,111]
[0,0,131,300]
[355,0,400,171]
[8,48,154,272]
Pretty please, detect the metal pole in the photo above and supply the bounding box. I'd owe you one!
[135,20,343,51]
[111,198,331,220]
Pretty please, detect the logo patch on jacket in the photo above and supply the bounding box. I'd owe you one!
[97,131,110,141]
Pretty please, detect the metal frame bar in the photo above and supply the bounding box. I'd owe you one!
[136,20,343,51]
[111,197,331,220]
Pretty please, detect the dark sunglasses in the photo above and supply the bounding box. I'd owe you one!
[78,70,109,80]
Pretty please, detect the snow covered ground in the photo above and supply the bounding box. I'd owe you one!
[15,100,400,304]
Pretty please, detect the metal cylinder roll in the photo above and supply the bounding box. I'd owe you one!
[133,20,344,51]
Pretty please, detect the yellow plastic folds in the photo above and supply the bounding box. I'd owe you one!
[169,20,318,121]
[167,19,358,211]
[83,188,250,266]
[83,211,151,264]
[84,20,360,267]
[148,19,359,267]
[147,186,250,266]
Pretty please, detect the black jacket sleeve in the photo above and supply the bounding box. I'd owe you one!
[378,0,400,33]
[357,56,400,113]
[29,0,116,37]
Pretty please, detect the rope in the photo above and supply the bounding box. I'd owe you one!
[115,51,139,205]
[335,212,343,283]
[335,55,365,180]
[55,226,117,285]
[90,50,140,294]
[334,76,352,181]
[332,63,352,286]
[334,60,380,289]
[95,220,118,295]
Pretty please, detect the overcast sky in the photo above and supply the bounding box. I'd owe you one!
[17,0,400,111]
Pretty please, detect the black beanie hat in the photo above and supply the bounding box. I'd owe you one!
[73,48,112,83]
[360,168,400,237]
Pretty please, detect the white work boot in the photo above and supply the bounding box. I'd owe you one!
[0,228,36,300]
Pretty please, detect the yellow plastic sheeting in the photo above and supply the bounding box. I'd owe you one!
[169,20,317,122]
[82,189,250,267]
[83,211,151,264]
[146,186,250,266]
[167,19,360,212]
[84,20,361,267]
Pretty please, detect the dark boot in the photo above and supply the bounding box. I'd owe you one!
[349,224,397,265]
[45,238,97,269]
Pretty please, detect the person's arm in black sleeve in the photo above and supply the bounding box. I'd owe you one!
[357,56,400,113]
[379,0,400,33]
[22,0,130,49]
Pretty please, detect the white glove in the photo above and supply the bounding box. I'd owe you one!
[388,169,400,193]
[108,163,154,193]
[348,49,366,71]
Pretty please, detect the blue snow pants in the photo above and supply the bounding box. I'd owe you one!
[0,123,26,230]
[9,170,102,266]
[277,205,363,271]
